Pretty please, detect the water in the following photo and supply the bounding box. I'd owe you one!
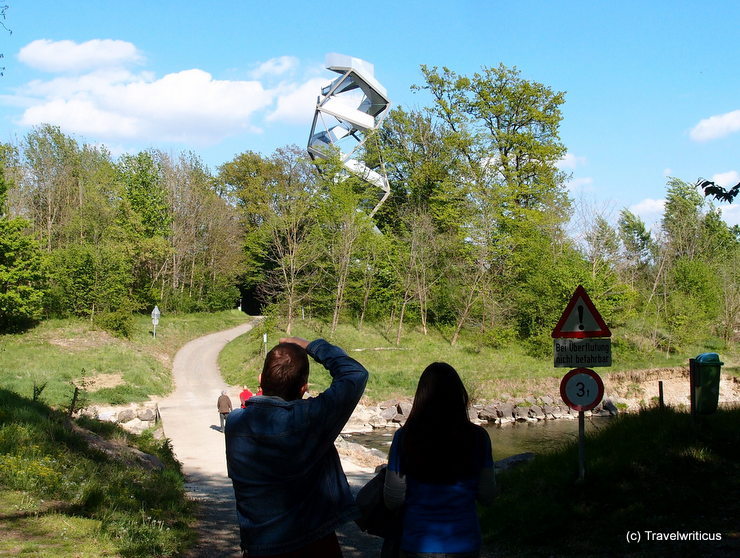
[344,416,614,461]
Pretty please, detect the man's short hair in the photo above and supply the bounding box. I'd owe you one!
[261,342,309,400]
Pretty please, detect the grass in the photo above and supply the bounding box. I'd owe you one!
[480,406,740,557]
[0,310,250,407]
[218,317,740,402]
[0,388,194,557]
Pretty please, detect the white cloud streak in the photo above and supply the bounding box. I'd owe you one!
[690,109,740,142]
[556,152,587,170]
[711,170,740,188]
[250,56,299,79]
[8,39,322,146]
[19,39,143,72]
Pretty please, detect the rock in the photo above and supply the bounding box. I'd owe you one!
[130,448,164,470]
[98,411,117,422]
[514,406,535,422]
[468,408,480,421]
[497,402,515,420]
[478,405,498,421]
[495,452,535,471]
[123,418,150,434]
[544,404,563,419]
[602,398,619,416]
[529,405,546,420]
[378,399,398,410]
[398,401,413,416]
[137,407,157,421]
[391,413,404,424]
[541,395,554,406]
[342,419,373,434]
[117,409,136,423]
[525,396,538,406]
[369,417,389,429]
[380,406,398,421]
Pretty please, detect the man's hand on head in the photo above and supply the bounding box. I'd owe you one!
[279,337,310,350]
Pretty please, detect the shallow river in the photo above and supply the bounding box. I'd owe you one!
[345,416,614,461]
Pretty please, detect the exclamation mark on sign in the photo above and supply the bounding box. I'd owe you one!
[578,305,585,330]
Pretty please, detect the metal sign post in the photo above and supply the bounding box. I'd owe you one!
[151,306,160,338]
[560,367,604,481]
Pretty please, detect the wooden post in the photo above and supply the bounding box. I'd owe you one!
[658,381,664,410]
[578,410,586,481]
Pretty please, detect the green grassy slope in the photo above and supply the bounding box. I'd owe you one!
[0,388,194,557]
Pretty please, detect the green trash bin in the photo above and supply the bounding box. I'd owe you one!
[694,353,723,414]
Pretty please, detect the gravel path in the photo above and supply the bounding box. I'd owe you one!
[157,320,384,557]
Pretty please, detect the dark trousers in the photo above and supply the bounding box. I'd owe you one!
[219,412,229,431]
[242,532,342,558]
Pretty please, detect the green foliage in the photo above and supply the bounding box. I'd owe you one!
[0,157,46,331]
[46,242,134,320]
[93,309,135,338]
[0,217,46,331]
[0,389,193,557]
[117,151,171,238]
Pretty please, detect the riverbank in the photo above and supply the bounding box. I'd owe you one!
[338,367,740,434]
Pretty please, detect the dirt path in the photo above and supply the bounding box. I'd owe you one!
[157,320,384,557]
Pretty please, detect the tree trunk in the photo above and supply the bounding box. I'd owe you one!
[396,298,408,346]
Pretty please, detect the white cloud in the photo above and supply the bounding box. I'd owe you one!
[690,109,740,142]
[565,176,593,192]
[711,170,740,188]
[250,56,299,79]
[663,168,672,176]
[719,204,740,227]
[629,198,665,231]
[556,152,587,170]
[267,77,327,124]
[18,39,143,73]
[6,39,332,148]
[13,40,286,145]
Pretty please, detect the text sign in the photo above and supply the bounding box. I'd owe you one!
[554,338,612,368]
[560,368,604,411]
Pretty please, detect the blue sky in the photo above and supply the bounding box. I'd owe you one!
[1,0,739,229]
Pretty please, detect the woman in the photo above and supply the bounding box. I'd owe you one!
[383,362,497,557]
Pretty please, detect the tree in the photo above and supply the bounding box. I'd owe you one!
[0,147,45,331]
[220,147,320,334]
[116,151,172,308]
[22,125,81,251]
[413,64,573,339]
[618,209,653,287]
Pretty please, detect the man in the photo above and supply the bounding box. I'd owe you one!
[225,337,368,557]
[217,390,233,432]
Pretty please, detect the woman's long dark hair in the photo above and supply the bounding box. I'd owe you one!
[400,362,478,483]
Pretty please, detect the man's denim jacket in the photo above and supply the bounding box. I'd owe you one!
[225,339,369,554]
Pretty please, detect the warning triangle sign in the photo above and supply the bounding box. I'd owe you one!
[551,285,611,338]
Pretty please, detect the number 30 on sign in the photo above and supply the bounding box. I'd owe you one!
[560,368,604,411]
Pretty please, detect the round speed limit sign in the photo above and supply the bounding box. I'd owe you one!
[560,368,604,411]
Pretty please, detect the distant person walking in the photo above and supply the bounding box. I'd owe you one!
[217,390,233,432]
[383,362,497,557]
[225,337,368,557]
